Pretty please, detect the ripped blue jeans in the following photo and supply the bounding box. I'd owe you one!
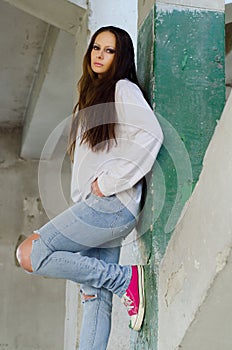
[30,193,138,350]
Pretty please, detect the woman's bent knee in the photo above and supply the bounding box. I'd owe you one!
[16,233,40,272]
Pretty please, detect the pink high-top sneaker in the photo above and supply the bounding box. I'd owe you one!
[121,265,145,331]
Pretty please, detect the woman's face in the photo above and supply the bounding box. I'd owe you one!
[90,31,116,77]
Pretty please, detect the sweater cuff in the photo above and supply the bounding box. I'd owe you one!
[97,176,115,197]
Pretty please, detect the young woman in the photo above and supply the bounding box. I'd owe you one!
[17,26,163,349]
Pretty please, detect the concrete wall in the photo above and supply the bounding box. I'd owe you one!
[0,128,66,350]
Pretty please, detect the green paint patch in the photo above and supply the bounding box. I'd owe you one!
[135,4,225,350]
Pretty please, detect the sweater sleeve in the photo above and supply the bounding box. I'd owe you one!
[97,79,164,196]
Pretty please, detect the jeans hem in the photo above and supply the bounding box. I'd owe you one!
[116,265,132,298]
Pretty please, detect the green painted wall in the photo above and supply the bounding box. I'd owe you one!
[134,4,225,349]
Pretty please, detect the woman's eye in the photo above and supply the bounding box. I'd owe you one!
[92,45,115,54]
[106,48,116,54]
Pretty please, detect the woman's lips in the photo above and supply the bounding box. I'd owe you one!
[94,62,103,67]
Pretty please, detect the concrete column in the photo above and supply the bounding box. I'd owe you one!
[159,82,232,350]
[136,0,225,349]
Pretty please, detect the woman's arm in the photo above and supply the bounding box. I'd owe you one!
[96,80,164,196]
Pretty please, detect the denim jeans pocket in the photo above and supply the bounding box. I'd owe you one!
[86,193,124,214]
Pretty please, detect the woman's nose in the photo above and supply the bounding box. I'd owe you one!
[96,50,104,59]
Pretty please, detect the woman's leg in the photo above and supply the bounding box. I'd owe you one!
[17,195,135,296]
[79,246,120,350]
[27,233,130,297]
[16,232,40,272]
[17,195,145,332]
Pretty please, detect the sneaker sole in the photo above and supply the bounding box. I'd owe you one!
[133,265,145,331]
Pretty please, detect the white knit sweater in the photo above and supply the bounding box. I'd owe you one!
[71,79,163,217]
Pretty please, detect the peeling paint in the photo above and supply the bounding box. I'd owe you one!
[215,247,231,273]
[181,54,189,70]
[165,264,185,307]
[156,2,224,13]
[156,3,201,16]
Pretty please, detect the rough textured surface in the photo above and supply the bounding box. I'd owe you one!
[136,4,225,349]
[0,1,48,127]
[156,0,224,11]
[179,249,232,350]
[2,0,85,35]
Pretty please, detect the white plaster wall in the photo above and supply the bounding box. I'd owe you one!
[88,0,138,54]
[158,91,232,350]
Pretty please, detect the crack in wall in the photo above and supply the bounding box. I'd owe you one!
[165,264,185,307]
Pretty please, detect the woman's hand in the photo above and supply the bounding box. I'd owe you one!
[91,179,104,197]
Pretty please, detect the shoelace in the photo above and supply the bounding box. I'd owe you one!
[122,293,134,311]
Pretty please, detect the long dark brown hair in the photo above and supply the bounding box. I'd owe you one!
[68,26,141,162]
